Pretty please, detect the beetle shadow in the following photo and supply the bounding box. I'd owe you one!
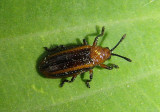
[36,50,47,78]
[80,72,88,87]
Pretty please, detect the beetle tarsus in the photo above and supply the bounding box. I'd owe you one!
[86,81,90,88]
[60,79,68,87]
[85,69,93,88]
[60,76,77,87]
[83,39,88,45]
[108,64,119,70]
[100,64,119,70]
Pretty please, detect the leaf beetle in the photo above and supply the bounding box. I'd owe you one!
[39,26,132,88]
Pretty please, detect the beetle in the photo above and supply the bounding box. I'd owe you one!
[39,26,132,88]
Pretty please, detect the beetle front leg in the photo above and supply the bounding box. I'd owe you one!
[60,75,77,87]
[100,64,119,70]
[93,26,105,46]
[86,69,93,88]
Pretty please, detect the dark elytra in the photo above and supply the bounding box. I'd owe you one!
[39,26,132,88]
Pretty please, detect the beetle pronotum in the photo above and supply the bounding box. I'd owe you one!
[39,27,132,88]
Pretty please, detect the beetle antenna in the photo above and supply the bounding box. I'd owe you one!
[111,53,132,62]
[111,34,126,51]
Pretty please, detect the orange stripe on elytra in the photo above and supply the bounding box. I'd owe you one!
[51,64,94,74]
[48,45,91,58]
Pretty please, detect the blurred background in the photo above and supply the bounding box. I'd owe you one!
[1,0,160,111]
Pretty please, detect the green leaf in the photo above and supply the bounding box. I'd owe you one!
[1,0,160,111]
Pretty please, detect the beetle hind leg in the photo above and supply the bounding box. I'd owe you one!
[85,69,93,88]
[60,75,77,87]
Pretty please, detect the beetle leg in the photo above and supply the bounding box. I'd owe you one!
[44,45,66,52]
[83,39,88,45]
[59,45,66,49]
[100,64,119,70]
[44,46,59,52]
[44,47,52,52]
[93,26,105,46]
[86,69,93,88]
[60,75,77,87]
